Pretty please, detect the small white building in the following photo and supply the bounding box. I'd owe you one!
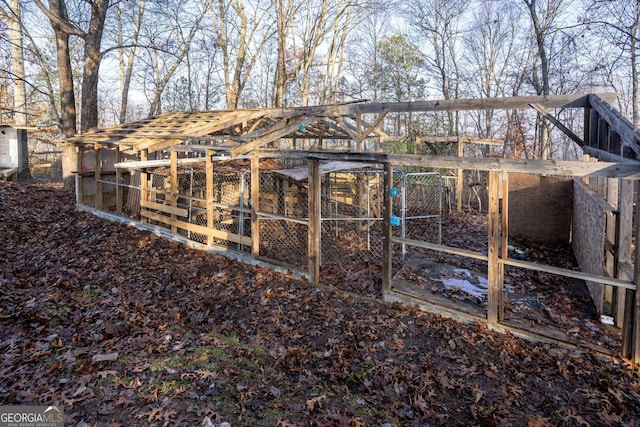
[0,125,28,181]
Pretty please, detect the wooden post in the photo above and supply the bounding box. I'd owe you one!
[499,172,509,321]
[308,158,321,284]
[382,161,393,294]
[456,139,464,213]
[206,149,215,245]
[94,146,103,209]
[140,149,148,223]
[115,149,123,214]
[634,182,640,364]
[487,170,502,325]
[76,145,84,205]
[251,155,260,257]
[620,180,634,358]
[170,150,178,234]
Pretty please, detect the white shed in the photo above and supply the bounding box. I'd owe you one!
[0,125,28,181]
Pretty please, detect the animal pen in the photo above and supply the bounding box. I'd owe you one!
[65,93,640,363]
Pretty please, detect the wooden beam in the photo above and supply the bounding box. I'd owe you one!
[589,94,640,158]
[619,180,634,358]
[308,158,321,284]
[529,103,584,146]
[500,172,509,321]
[634,182,640,364]
[388,154,640,178]
[456,139,464,213]
[251,155,260,257]
[115,149,123,214]
[206,150,215,245]
[139,149,148,224]
[230,116,315,157]
[95,147,103,210]
[140,199,188,217]
[487,171,502,325]
[76,145,84,204]
[382,161,393,294]
[170,151,178,234]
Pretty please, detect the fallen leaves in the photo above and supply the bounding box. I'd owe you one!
[1,181,639,425]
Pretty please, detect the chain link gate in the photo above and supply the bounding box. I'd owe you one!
[320,169,386,265]
[399,172,443,262]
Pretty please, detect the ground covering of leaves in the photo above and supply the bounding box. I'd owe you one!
[1,181,640,426]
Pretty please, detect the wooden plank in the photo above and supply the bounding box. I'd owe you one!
[530,103,584,146]
[456,140,464,213]
[170,151,178,233]
[251,155,260,257]
[589,94,640,158]
[76,145,84,204]
[356,109,389,144]
[388,154,640,178]
[619,180,634,357]
[391,237,489,261]
[499,172,509,321]
[230,116,314,157]
[487,171,501,324]
[140,209,251,246]
[382,161,393,294]
[139,149,148,224]
[140,199,188,217]
[634,183,640,364]
[206,150,215,245]
[308,159,321,284]
[95,147,103,210]
[115,149,123,214]
[501,257,635,290]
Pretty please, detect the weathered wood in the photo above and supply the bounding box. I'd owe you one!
[76,145,84,204]
[388,154,640,178]
[139,149,148,224]
[619,180,634,357]
[501,257,635,290]
[634,184,640,364]
[382,162,393,294]
[487,171,501,324]
[589,94,640,158]
[95,146,103,210]
[417,136,504,146]
[251,155,260,257]
[140,209,251,246]
[500,172,509,321]
[231,116,315,157]
[456,140,464,213]
[391,237,489,261]
[308,159,321,284]
[529,103,584,146]
[206,150,215,245]
[115,149,122,214]
[140,199,188,217]
[170,151,178,234]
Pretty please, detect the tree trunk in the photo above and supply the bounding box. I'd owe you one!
[80,0,109,132]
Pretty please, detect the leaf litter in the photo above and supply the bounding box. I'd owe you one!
[1,181,639,426]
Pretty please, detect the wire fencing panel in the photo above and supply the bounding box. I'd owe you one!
[320,169,385,265]
[257,171,309,269]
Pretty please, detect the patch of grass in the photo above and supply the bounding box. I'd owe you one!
[161,376,191,393]
[149,355,187,372]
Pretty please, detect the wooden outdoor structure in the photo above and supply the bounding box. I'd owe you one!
[64,93,640,363]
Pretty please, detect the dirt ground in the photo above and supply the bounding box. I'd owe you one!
[1,181,640,426]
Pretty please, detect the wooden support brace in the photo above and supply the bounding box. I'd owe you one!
[529,103,584,146]
[115,149,123,214]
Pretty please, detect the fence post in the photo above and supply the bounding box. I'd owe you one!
[76,145,84,205]
[115,149,122,214]
[140,149,148,224]
[206,149,215,245]
[170,150,178,234]
[308,158,321,284]
[382,160,393,295]
[620,180,634,358]
[487,170,502,325]
[94,145,102,210]
[251,155,260,258]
